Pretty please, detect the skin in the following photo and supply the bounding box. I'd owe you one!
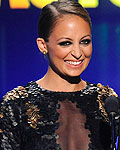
[37,14,92,92]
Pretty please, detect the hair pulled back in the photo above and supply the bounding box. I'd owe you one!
[38,0,91,42]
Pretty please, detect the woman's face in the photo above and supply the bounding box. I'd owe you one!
[46,14,92,77]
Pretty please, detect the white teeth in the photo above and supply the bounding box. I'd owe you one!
[66,61,82,65]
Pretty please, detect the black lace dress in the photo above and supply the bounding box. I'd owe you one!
[0,81,119,150]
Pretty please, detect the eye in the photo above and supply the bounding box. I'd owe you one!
[80,39,91,45]
[58,41,72,47]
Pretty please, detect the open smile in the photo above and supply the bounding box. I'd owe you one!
[65,60,84,66]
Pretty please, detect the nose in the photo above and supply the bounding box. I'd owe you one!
[71,45,83,60]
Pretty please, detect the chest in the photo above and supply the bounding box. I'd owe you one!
[24,92,105,150]
[56,100,90,150]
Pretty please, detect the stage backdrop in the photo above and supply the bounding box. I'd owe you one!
[0,0,120,99]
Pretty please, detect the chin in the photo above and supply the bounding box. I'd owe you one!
[65,71,83,77]
[65,73,82,78]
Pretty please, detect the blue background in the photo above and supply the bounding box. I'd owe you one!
[0,0,120,99]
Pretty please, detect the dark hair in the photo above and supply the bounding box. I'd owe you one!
[38,0,92,42]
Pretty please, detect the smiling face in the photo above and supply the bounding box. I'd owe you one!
[39,14,92,78]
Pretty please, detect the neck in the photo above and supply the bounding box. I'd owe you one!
[37,67,86,92]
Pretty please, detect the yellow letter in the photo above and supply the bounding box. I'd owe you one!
[30,0,58,9]
[78,0,99,8]
[9,0,30,9]
[0,0,1,7]
[110,0,120,7]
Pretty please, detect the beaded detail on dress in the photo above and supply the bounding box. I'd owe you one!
[0,81,119,150]
[97,83,118,122]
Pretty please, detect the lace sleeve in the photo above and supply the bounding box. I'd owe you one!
[0,86,28,150]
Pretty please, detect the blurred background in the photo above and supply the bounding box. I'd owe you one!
[0,0,120,99]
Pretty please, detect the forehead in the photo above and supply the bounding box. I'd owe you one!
[56,14,90,27]
[49,14,91,39]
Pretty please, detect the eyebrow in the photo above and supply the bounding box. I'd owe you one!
[57,35,91,42]
[57,37,72,42]
[81,35,92,40]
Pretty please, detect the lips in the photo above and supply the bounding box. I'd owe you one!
[65,60,83,66]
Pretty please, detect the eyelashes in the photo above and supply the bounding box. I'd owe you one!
[80,39,91,45]
[58,39,91,47]
[58,41,72,46]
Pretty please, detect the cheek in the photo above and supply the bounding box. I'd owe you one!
[84,46,92,58]
[53,47,69,59]
[48,47,66,61]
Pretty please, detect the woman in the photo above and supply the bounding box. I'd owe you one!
[0,0,119,149]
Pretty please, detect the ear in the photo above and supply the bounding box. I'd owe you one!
[36,38,48,54]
